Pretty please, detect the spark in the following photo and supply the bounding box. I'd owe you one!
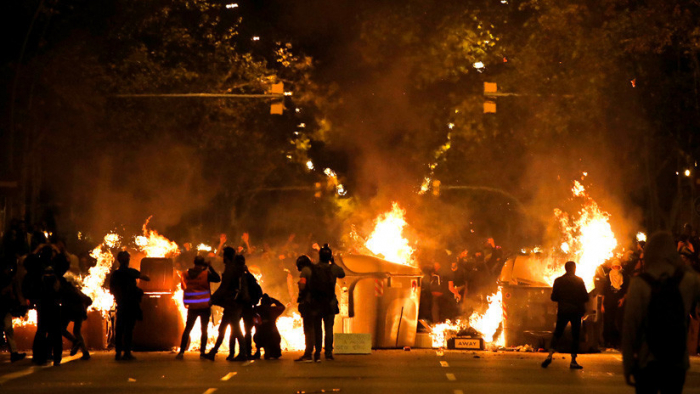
[306,160,314,170]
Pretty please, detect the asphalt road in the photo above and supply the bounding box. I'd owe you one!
[1,350,700,394]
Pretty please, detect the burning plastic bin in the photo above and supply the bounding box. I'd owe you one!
[335,254,422,349]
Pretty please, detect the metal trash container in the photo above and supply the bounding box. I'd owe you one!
[336,254,421,349]
[132,258,183,350]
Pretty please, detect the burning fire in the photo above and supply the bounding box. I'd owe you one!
[135,217,180,258]
[82,234,119,316]
[365,202,415,266]
[544,179,617,289]
[429,288,505,348]
[468,288,505,345]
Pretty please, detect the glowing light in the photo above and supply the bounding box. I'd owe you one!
[226,3,238,8]
[429,320,462,348]
[252,36,260,41]
[197,244,212,252]
[306,160,314,170]
[365,202,415,266]
[473,61,485,69]
[685,169,691,177]
[324,168,337,178]
[284,92,293,96]
[636,232,647,242]
[336,184,347,196]
[448,123,455,129]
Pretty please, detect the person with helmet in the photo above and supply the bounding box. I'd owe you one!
[317,244,345,360]
[176,255,221,359]
[109,251,150,361]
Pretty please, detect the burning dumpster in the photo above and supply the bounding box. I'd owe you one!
[132,257,183,350]
[499,253,599,352]
[335,254,422,349]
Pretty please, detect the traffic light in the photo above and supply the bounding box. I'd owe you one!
[270,82,284,115]
[314,182,322,198]
[484,82,497,113]
[432,180,441,197]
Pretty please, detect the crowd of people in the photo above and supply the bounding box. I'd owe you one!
[0,217,347,365]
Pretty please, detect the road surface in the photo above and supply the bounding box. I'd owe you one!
[1,349,699,394]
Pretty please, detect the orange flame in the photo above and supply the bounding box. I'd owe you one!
[135,217,180,258]
[365,202,415,266]
[468,288,505,345]
[543,180,617,289]
[81,232,120,317]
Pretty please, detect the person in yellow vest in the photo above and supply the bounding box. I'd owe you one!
[176,256,221,359]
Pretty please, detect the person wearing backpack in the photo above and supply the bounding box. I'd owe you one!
[206,248,246,361]
[541,261,589,369]
[317,244,345,360]
[238,262,263,360]
[622,231,700,393]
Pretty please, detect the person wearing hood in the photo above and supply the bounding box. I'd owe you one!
[622,231,700,393]
[601,258,630,349]
[176,255,220,359]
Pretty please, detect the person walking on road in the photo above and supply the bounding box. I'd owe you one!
[109,251,150,361]
[206,247,241,361]
[622,232,700,393]
[541,260,589,369]
[176,256,220,359]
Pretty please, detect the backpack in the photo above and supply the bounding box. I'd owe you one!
[639,268,687,363]
[309,263,334,301]
[236,272,263,307]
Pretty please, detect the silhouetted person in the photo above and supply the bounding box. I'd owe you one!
[317,244,345,360]
[235,257,263,360]
[176,256,220,359]
[254,294,285,359]
[0,258,26,362]
[60,280,92,360]
[33,265,63,366]
[207,251,247,361]
[541,261,589,369]
[295,255,320,362]
[109,251,149,361]
[623,232,700,393]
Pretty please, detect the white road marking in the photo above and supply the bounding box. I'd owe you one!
[242,360,254,367]
[446,373,456,381]
[454,390,464,394]
[221,372,237,381]
[203,389,218,394]
[440,361,449,367]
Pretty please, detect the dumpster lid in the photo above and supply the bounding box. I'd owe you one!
[338,254,421,276]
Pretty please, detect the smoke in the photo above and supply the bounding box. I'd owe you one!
[78,142,215,238]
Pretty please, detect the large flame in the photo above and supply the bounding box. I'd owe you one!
[81,234,120,316]
[135,217,180,258]
[468,288,505,345]
[365,202,415,266]
[543,180,617,289]
[429,288,505,348]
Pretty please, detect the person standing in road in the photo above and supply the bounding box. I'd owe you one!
[206,247,242,361]
[541,261,589,369]
[295,255,321,362]
[622,232,700,393]
[317,244,345,360]
[109,251,150,361]
[176,256,221,359]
